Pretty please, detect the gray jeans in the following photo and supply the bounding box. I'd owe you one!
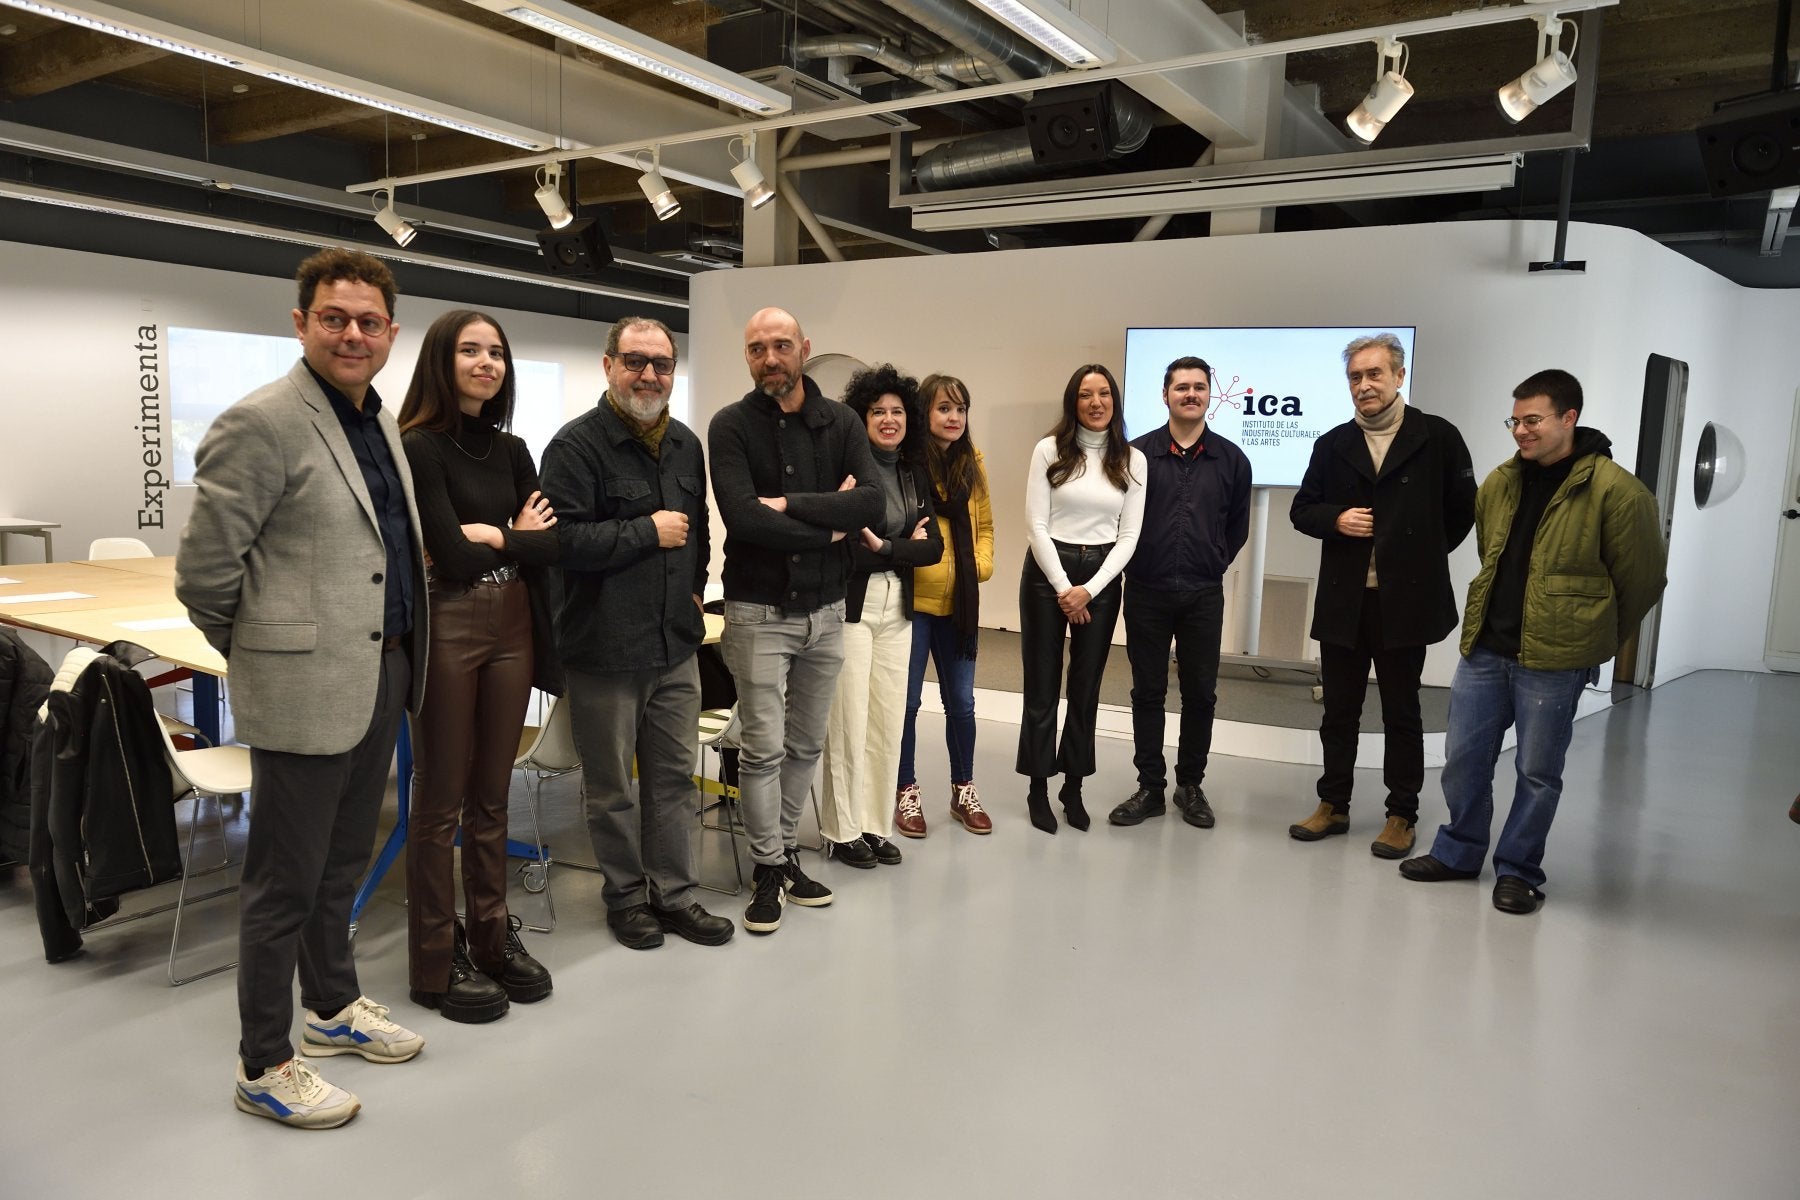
[565,657,702,912]
[719,600,845,865]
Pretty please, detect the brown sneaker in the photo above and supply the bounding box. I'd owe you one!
[1370,815,1416,859]
[1289,801,1349,841]
[894,784,927,839]
[950,782,992,834]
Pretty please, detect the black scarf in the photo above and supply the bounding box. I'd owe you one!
[936,475,981,660]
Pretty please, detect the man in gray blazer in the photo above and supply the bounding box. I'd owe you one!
[177,248,428,1130]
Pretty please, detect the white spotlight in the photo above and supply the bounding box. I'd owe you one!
[731,134,775,211]
[637,148,680,221]
[1345,38,1412,146]
[373,190,418,247]
[1496,16,1578,125]
[533,163,574,229]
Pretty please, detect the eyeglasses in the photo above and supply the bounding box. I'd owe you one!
[308,309,392,337]
[617,352,676,377]
[1503,413,1557,431]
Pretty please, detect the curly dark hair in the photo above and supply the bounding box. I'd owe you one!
[295,246,396,317]
[841,363,925,462]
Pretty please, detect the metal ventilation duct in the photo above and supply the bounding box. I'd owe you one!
[915,86,1158,190]
[873,0,1058,82]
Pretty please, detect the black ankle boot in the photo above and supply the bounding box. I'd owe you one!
[1026,776,1057,835]
[1060,778,1090,831]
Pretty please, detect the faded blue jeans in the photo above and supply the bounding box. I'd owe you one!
[1428,646,1594,890]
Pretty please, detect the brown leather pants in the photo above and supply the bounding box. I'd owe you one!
[407,578,534,990]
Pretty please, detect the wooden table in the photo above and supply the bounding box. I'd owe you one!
[0,517,58,565]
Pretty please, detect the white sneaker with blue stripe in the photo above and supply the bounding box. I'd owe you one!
[300,995,425,1064]
[235,1058,360,1129]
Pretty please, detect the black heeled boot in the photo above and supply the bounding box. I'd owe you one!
[1026,776,1057,835]
[1060,777,1091,831]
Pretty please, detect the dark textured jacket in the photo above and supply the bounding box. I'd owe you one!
[844,455,944,622]
[1126,424,1253,590]
[541,402,709,673]
[1291,405,1477,649]
[1,628,53,864]
[708,377,882,613]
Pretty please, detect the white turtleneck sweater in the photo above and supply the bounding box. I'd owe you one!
[1357,397,1405,588]
[1024,426,1148,595]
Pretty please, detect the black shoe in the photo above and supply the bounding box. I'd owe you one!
[656,901,735,946]
[1176,784,1215,829]
[862,833,902,865]
[1398,854,1481,882]
[1026,777,1057,835]
[743,863,785,934]
[1492,876,1544,914]
[782,848,834,907]
[1108,789,1166,826]
[1060,779,1091,832]
[412,935,509,1024]
[829,837,878,869]
[606,902,666,950]
[475,914,552,1003]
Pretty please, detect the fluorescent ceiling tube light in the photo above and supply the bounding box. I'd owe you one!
[966,0,1118,69]
[374,191,418,247]
[0,0,241,65]
[533,164,574,228]
[637,149,680,221]
[1345,37,1412,146]
[466,0,789,115]
[731,135,775,210]
[1496,15,1578,124]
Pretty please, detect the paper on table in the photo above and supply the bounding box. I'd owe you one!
[116,616,191,632]
[0,591,92,604]
[0,577,18,585]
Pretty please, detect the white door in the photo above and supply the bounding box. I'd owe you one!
[1764,387,1800,672]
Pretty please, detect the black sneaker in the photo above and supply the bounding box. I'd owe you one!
[656,902,735,946]
[411,930,508,1024]
[829,837,878,869]
[862,833,902,865]
[1108,789,1166,826]
[475,914,552,1003]
[1176,784,1215,829]
[782,848,834,907]
[743,862,786,934]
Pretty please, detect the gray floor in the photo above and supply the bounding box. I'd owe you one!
[2,670,1797,1199]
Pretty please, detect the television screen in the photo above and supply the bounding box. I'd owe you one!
[1122,326,1418,489]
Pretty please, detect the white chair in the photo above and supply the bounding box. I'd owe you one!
[87,536,155,559]
[695,706,745,895]
[160,719,253,985]
[512,696,581,931]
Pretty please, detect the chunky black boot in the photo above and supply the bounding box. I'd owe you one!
[1026,776,1057,835]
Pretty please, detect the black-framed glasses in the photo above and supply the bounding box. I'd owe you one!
[618,352,676,377]
[308,309,392,337]
[1503,413,1555,431]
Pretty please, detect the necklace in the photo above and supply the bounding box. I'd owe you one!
[447,423,495,461]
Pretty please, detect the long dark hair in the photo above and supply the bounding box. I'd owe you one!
[1045,363,1131,491]
[399,309,517,434]
[842,362,925,463]
[920,373,980,501]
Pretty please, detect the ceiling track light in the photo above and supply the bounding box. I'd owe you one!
[1497,13,1579,125]
[533,163,573,229]
[1345,36,1413,146]
[373,189,418,247]
[636,147,680,221]
[730,134,776,211]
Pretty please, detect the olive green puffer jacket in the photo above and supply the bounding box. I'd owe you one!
[1459,427,1667,670]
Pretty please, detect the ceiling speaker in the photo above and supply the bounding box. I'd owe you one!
[1696,90,1800,198]
[536,217,613,276]
[1024,82,1117,168]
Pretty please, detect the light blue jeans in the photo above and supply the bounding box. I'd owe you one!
[1428,646,1593,889]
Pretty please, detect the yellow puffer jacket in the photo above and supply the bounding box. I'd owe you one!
[913,449,994,616]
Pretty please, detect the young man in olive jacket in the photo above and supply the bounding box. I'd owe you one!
[1400,369,1666,914]
[1290,333,1476,859]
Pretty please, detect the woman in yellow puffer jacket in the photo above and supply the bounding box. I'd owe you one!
[893,374,995,838]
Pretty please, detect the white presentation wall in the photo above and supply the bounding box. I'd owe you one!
[0,240,676,568]
[688,220,1800,688]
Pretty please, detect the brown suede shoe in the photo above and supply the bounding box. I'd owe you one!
[1289,802,1349,841]
[1370,815,1416,859]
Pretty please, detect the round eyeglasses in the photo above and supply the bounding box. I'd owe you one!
[308,309,392,337]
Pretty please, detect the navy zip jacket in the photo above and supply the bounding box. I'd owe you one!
[1126,423,1253,590]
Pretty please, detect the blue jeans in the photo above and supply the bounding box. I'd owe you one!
[1428,646,1592,889]
[897,613,978,786]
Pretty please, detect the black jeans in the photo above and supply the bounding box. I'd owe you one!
[1316,588,1426,820]
[1016,543,1122,779]
[1124,581,1224,794]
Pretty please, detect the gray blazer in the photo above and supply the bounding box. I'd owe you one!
[176,360,429,755]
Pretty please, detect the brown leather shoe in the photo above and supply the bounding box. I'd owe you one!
[1370,815,1416,859]
[950,782,992,834]
[1289,801,1349,841]
[894,784,927,839]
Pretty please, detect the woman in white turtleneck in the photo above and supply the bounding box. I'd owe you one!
[1016,364,1147,834]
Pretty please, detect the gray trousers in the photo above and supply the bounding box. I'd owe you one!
[719,600,844,866]
[239,643,409,1071]
[565,657,702,912]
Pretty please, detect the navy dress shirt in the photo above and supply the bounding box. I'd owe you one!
[307,363,415,639]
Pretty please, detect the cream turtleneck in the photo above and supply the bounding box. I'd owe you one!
[1355,397,1404,586]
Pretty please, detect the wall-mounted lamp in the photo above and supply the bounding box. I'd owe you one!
[1345,37,1413,146]
[637,147,680,221]
[730,134,775,211]
[1497,14,1578,124]
[533,163,574,230]
[373,189,418,247]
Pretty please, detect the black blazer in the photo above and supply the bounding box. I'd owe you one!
[844,455,945,622]
[1291,406,1476,648]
